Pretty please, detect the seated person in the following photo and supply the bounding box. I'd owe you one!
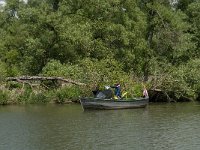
[92,86,99,96]
[93,85,113,99]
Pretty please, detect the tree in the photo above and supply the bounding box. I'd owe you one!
[187,1,200,58]
[176,0,195,11]
[139,0,195,81]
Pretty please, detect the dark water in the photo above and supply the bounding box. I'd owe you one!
[0,102,200,150]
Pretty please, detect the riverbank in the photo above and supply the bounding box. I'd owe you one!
[1,74,200,105]
[0,84,83,105]
[1,85,199,105]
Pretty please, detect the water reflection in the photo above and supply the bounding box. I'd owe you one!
[0,102,200,150]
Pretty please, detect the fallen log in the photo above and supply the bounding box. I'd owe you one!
[6,76,86,86]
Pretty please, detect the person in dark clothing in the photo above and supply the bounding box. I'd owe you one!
[100,89,113,99]
[111,84,121,99]
[92,85,100,96]
[92,85,113,99]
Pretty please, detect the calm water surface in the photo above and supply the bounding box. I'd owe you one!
[0,102,200,150]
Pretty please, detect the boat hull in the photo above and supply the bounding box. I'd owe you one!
[80,97,149,110]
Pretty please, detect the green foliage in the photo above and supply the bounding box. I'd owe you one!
[42,58,128,86]
[16,88,50,104]
[0,61,7,81]
[0,90,9,105]
[41,59,67,77]
[187,1,200,58]
[29,92,49,104]
[148,58,200,100]
[7,82,22,89]
[78,58,125,84]
[54,86,82,103]
[41,59,83,81]
[180,59,200,98]
[17,88,32,104]
[176,0,195,11]
[0,0,200,102]
[54,89,67,104]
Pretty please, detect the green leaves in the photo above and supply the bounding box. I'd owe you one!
[0,0,199,100]
[187,1,200,58]
[0,61,8,81]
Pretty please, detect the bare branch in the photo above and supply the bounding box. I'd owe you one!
[6,76,86,86]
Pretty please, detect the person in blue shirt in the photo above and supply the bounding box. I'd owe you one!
[111,84,121,99]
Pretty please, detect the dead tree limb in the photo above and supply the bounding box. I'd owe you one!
[6,76,86,86]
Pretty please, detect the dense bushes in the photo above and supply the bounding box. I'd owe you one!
[0,90,9,105]
[41,59,146,98]
[0,59,146,105]
[0,61,7,82]
[1,57,200,105]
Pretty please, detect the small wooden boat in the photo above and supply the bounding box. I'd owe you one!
[80,97,149,110]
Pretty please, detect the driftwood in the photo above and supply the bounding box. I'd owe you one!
[6,76,86,86]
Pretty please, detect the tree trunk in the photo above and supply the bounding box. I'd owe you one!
[144,3,156,82]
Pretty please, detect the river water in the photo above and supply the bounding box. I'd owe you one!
[0,102,200,150]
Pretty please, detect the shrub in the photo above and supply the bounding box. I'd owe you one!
[41,59,83,80]
[17,89,32,104]
[0,90,9,105]
[54,86,83,103]
[0,61,7,82]
[29,92,49,104]
[54,88,68,104]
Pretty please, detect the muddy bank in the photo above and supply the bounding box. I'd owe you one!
[149,90,192,102]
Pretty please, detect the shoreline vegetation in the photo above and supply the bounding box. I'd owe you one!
[0,76,87,105]
[1,1,200,105]
[0,75,200,105]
